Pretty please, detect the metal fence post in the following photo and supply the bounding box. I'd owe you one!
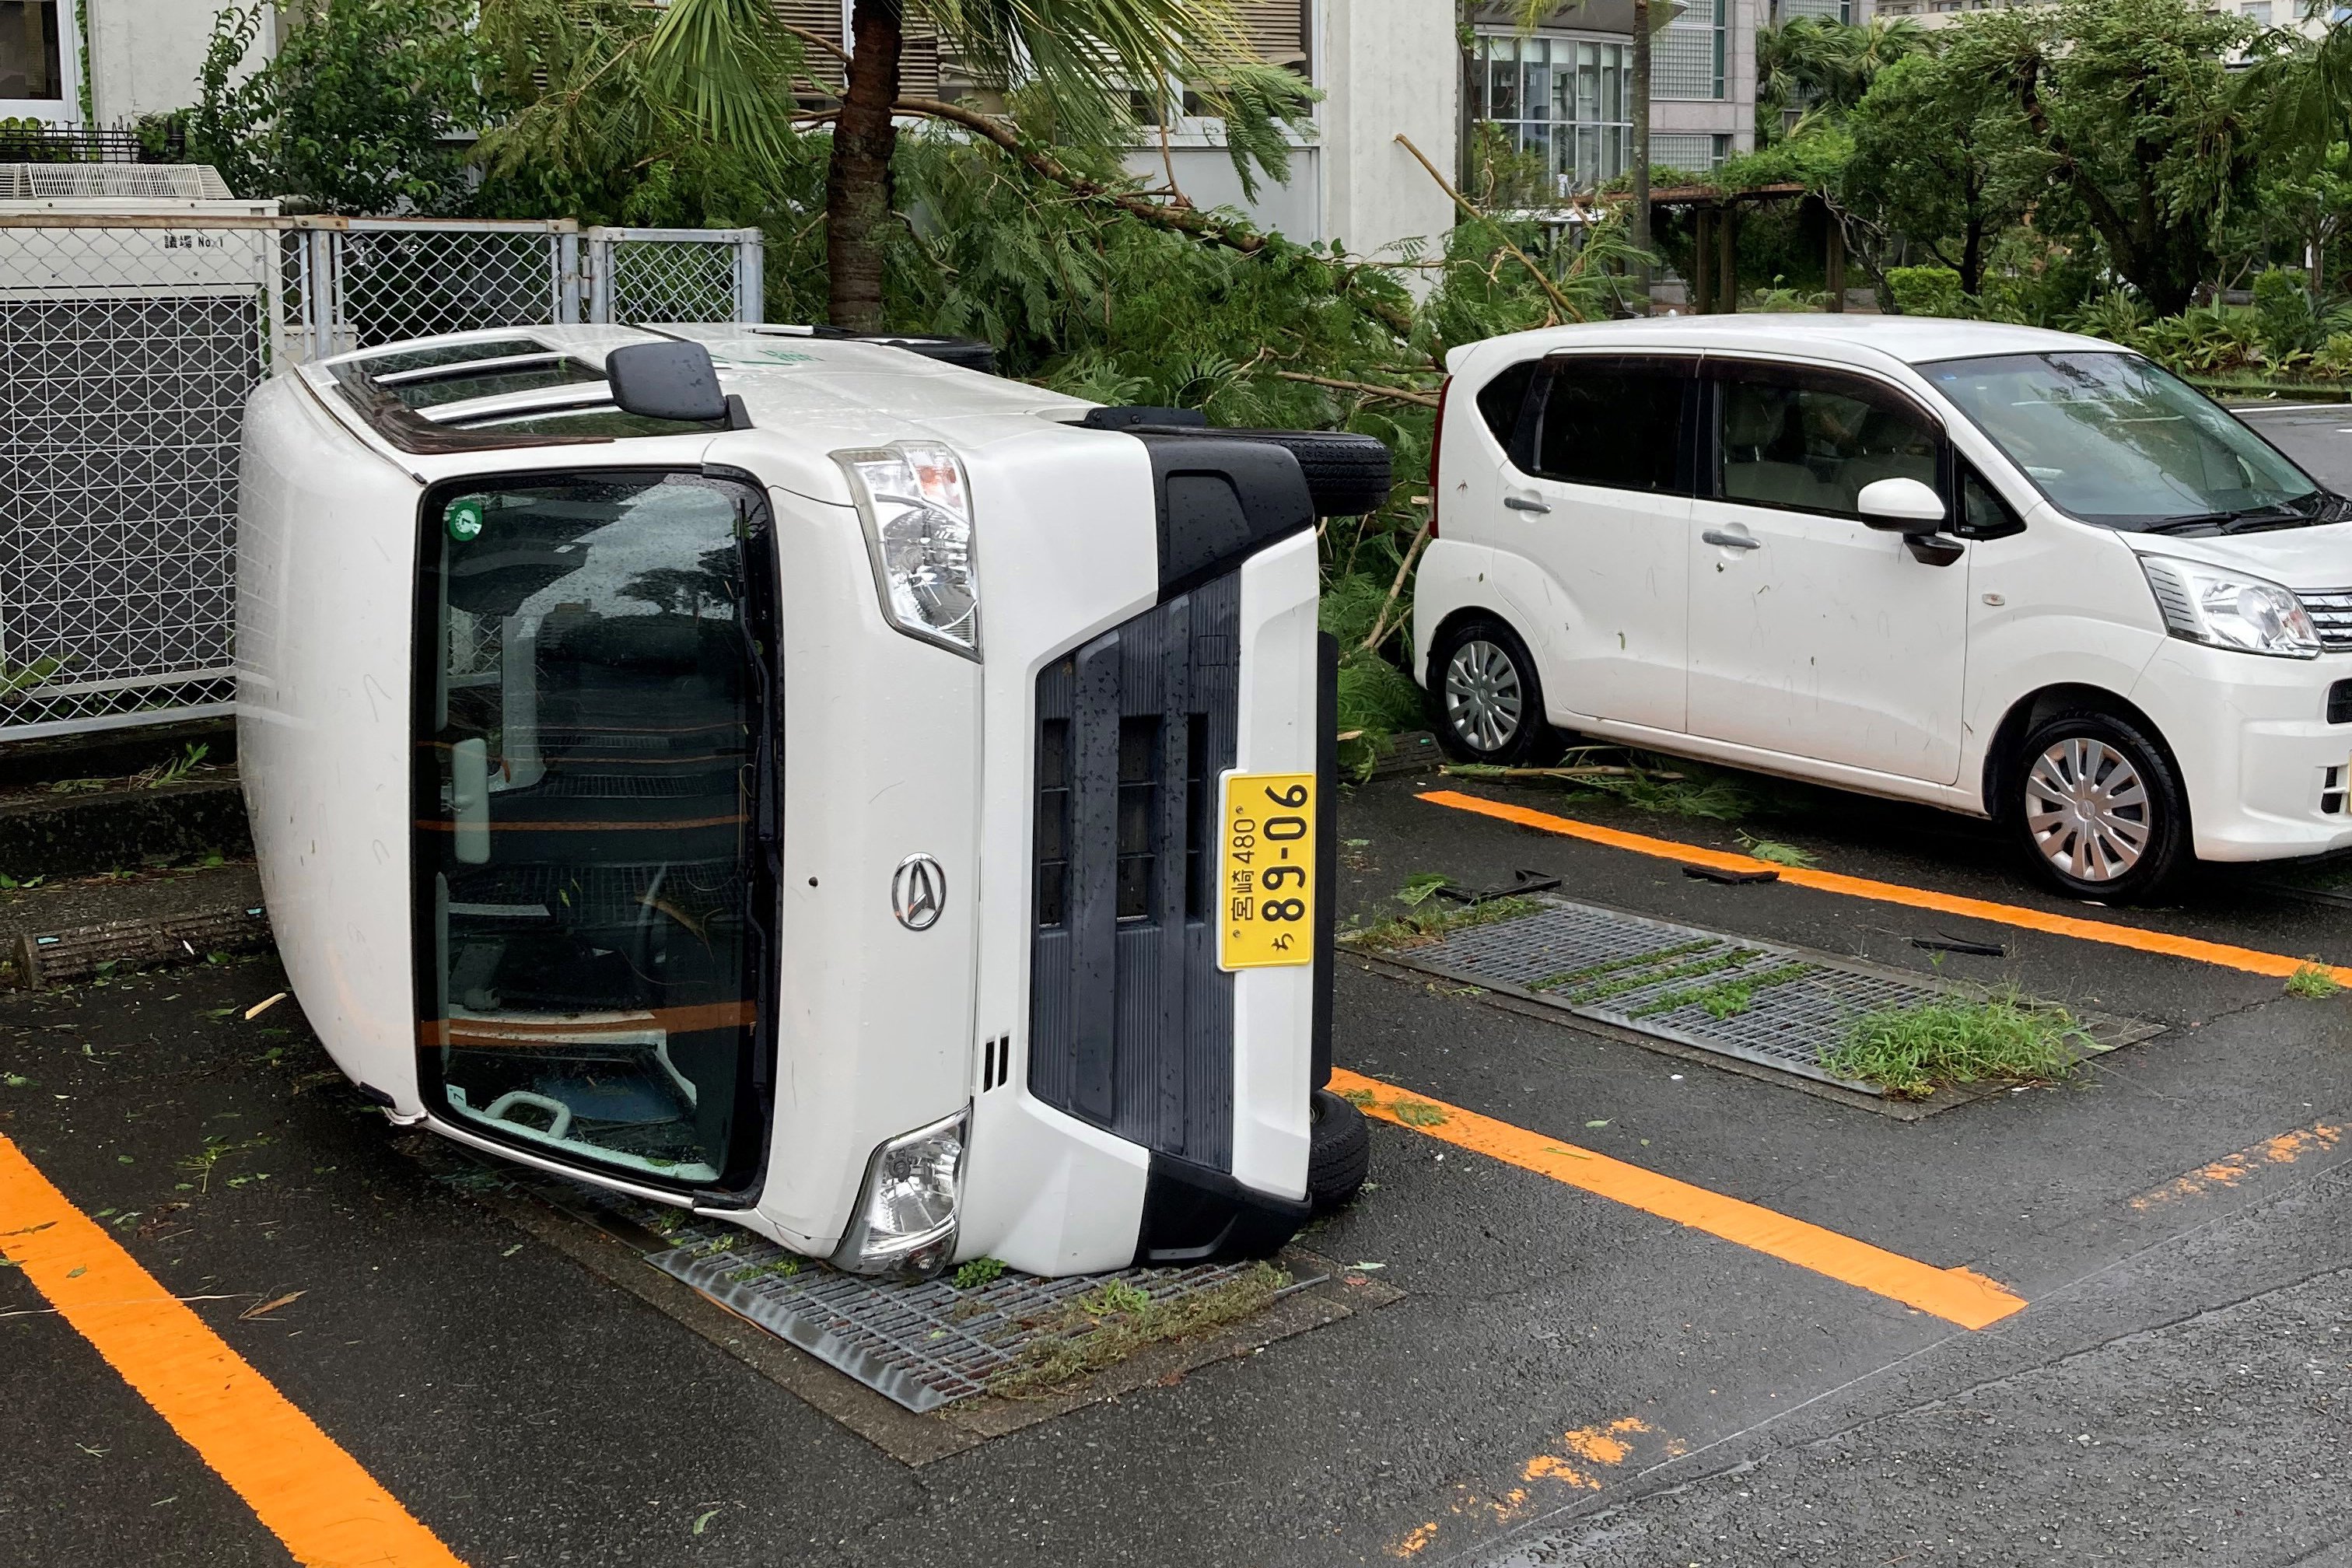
[557,230,582,324]
[736,229,765,324]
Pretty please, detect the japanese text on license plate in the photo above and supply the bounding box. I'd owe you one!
[1218,772,1315,970]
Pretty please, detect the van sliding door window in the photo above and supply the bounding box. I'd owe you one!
[413,472,779,1192]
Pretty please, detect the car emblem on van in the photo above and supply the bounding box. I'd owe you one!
[892,854,946,931]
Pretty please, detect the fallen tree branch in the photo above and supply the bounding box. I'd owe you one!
[1276,369,1441,408]
[1360,513,1434,653]
[1394,132,1581,323]
[895,96,1269,254]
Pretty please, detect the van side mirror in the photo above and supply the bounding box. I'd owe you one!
[607,341,728,423]
[1856,477,1946,534]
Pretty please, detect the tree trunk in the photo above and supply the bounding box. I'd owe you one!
[1629,0,1653,316]
[827,0,905,332]
[1960,215,1983,297]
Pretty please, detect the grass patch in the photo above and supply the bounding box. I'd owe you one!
[1346,894,1543,953]
[1389,1098,1449,1127]
[1822,989,2092,1100]
[2286,964,2342,999]
[985,1262,1288,1398]
[1627,961,1817,1020]
[726,1255,803,1285]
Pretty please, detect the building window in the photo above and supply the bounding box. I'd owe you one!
[1655,0,1726,101]
[1,2,66,107]
[1776,0,1853,18]
[1652,134,1727,171]
[1470,33,1632,196]
[2242,0,2273,20]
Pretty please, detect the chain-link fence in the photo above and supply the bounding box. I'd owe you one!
[589,227,763,326]
[0,213,763,739]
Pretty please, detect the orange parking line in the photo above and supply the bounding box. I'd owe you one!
[1330,1068,2025,1330]
[0,1134,467,1568]
[1419,789,2352,986]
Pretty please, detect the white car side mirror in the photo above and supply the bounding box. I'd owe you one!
[1857,477,1947,533]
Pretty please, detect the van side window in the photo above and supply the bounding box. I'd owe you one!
[1476,361,1539,450]
[1531,359,1689,493]
[1717,373,1938,519]
[1957,462,2026,539]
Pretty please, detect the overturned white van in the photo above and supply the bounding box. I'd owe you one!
[237,326,1384,1277]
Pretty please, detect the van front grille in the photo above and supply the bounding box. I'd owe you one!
[2298,588,2352,651]
[1027,573,1239,1171]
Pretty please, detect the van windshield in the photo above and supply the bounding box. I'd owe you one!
[413,471,778,1192]
[1919,351,2330,531]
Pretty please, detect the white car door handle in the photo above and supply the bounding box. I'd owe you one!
[1503,495,1551,514]
[1702,529,1762,551]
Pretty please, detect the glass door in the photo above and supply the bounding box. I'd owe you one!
[412,471,779,1193]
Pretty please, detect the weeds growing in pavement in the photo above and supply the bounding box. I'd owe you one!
[1346,894,1543,953]
[985,1263,1286,1398]
[1823,989,2091,1100]
[2286,964,2342,999]
[953,1256,1009,1290]
[1628,961,1817,1020]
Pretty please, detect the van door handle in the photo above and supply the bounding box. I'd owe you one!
[1701,529,1762,551]
[1503,495,1551,514]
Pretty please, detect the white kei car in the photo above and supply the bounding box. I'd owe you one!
[237,325,1384,1276]
[1414,316,2352,900]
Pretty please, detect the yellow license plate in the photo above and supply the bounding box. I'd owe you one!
[1217,771,1316,970]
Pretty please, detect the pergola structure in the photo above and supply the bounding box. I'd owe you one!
[1573,181,1845,313]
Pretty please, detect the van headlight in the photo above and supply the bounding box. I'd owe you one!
[2138,555,2321,660]
[831,1108,967,1277]
[836,443,979,657]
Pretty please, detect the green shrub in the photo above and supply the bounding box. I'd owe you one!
[1885,265,1975,319]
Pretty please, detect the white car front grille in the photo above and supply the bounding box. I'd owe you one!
[2297,588,2352,651]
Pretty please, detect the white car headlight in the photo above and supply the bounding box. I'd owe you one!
[836,443,979,657]
[2137,555,2321,660]
[831,1108,967,1277]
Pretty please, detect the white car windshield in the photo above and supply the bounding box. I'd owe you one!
[1920,351,2331,532]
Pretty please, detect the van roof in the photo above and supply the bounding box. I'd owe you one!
[1445,313,2115,376]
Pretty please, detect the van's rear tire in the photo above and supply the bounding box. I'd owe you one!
[1307,1089,1370,1213]
[2006,709,2190,902]
[1427,617,1554,765]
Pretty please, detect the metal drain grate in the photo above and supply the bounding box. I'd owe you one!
[430,1156,1299,1414]
[649,1235,1272,1412]
[1368,898,2141,1096]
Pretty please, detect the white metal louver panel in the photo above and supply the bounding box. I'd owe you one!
[0,163,235,201]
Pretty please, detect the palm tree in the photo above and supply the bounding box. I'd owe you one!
[645,0,1311,331]
[1756,13,1926,142]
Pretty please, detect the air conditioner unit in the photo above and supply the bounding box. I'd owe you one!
[0,165,279,735]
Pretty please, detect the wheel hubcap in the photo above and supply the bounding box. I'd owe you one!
[2025,737,2151,884]
[1444,640,1524,753]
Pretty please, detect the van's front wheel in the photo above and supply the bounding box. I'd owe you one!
[1429,618,1552,765]
[2007,709,2189,902]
